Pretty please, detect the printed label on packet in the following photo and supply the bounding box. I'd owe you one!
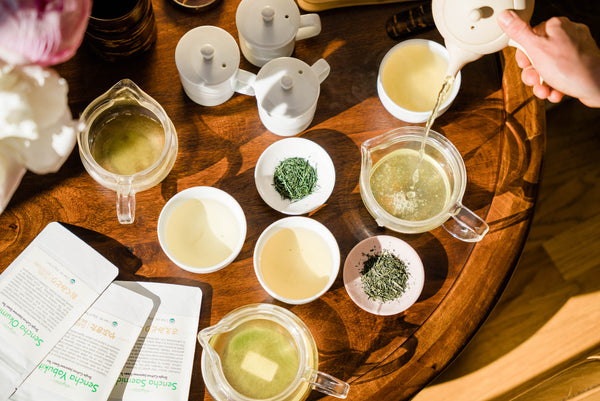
[10,283,153,401]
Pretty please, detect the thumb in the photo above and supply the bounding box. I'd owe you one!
[498,10,537,48]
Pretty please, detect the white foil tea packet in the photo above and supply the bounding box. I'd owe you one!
[109,281,202,401]
[0,222,119,400]
[10,283,153,401]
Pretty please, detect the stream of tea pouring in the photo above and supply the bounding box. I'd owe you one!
[410,0,536,188]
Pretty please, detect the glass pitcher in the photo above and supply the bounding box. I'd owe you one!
[360,126,488,242]
[198,303,349,401]
[78,79,178,224]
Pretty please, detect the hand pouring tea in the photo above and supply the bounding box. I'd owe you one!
[366,1,536,241]
[432,0,535,79]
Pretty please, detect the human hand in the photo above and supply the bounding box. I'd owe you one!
[498,10,600,107]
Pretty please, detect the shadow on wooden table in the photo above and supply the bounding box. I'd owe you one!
[412,98,600,401]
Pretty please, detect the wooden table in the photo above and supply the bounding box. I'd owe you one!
[0,1,545,400]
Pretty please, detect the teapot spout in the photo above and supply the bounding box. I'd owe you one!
[444,42,482,79]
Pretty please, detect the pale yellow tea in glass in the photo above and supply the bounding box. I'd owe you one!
[91,106,165,175]
[370,148,451,221]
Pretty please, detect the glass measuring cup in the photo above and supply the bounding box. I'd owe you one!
[198,303,349,401]
[360,126,488,242]
[78,79,178,224]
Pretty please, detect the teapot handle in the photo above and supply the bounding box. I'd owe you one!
[296,14,321,41]
[508,39,543,84]
[234,69,256,96]
[310,59,330,84]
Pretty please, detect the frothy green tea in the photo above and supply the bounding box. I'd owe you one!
[210,319,300,399]
[91,108,165,175]
[370,148,450,221]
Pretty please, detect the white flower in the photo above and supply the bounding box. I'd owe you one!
[0,62,76,172]
[0,61,76,212]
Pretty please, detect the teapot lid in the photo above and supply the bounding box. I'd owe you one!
[255,57,322,118]
[236,0,301,48]
[175,26,240,86]
[432,0,534,57]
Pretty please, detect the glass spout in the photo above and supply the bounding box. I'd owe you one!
[198,323,233,346]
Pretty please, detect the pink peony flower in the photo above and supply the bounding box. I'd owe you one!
[0,0,91,66]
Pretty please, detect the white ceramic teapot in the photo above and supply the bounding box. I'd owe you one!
[236,0,321,67]
[432,0,535,77]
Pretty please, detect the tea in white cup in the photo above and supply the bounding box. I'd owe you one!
[253,217,340,304]
[377,39,461,123]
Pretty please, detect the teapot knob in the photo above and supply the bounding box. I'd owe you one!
[469,8,482,22]
[200,44,215,61]
[280,75,294,91]
[262,6,275,23]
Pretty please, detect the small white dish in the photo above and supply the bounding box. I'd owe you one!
[254,137,335,215]
[343,235,424,315]
[253,216,340,304]
[157,186,247,274]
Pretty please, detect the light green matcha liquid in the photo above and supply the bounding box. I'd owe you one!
[210,319,300,399]
[91,109,165,175]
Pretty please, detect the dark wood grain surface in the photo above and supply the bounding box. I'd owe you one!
[0,1,545,400]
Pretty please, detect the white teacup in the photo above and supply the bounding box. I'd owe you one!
[253,217,340,305]
[236,0,321,67]
[252,57,330,136]
[377,39,461,123]
[175,26,255,106]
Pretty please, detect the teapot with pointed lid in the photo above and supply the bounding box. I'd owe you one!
[432,0,535,78]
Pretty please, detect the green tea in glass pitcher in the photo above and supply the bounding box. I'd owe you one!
[198,303,349,401]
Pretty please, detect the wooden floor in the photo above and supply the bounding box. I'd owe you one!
[413,99,600,400]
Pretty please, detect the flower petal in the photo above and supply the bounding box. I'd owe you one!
[0,0,92,66]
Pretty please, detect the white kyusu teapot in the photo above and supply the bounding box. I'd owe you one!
[432,0,535,78]
[252,57,330,136]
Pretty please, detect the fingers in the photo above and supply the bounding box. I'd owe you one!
[520,66,563,102]
[514,49,532,69]
[547,89,564,103]
[530,81,564,103]
[521,66,540,86]
[498,10,538,49]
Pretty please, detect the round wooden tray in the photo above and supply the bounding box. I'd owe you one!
[0,3,545,400]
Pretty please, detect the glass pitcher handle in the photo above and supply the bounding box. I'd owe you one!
[116,180,136,224]
[442,202,489,242]
[306,369,350,399]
